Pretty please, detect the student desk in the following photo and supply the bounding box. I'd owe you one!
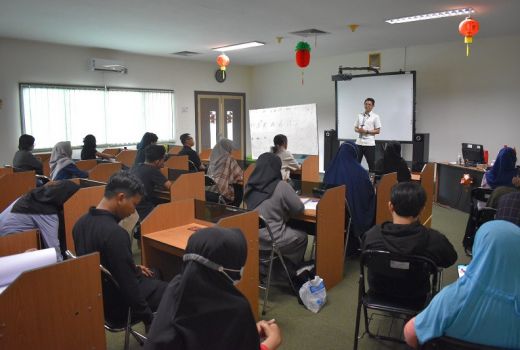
[141,199,259,317]
[0,167,13,176]
[163,154,189,171]
[199,149,243,164]
[0,253,105,349]
[290,180,345,289]
[436,162,485,213]
[0,171,36,212]
[88,161,122,182]
[34,152,52,177]
[75,159,98,171]
[155,170,205,202]
[167,145,183,154]
[375,172,397,225]
[101,147,122,157]
[115,149,137,168]
[0,229,40,257]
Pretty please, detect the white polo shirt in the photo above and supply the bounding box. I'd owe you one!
[354,112,381,146]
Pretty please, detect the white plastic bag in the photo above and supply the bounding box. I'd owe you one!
[299,276,326,313]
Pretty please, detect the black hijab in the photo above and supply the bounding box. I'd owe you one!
[144,227,259,350]
[12,180,80,214]
[379,141,411,182]
[244,152,282,209]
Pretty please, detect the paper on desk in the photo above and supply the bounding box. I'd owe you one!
[0,248,57,293]
[304,199,319,211]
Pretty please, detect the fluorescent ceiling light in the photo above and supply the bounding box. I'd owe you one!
[212,41,265,52]
[386,7,475,24]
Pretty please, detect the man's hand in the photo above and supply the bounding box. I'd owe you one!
[257,319,282,350]
[137,265,154,277]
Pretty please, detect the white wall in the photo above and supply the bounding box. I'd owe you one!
[0,38,252,164]
[250,35,520,169]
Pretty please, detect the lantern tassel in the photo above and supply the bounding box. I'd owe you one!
[301,70,304,85]
[466,44,470,57]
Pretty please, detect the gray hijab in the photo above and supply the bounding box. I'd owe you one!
[50,141,74,179]
[207,138,235,177]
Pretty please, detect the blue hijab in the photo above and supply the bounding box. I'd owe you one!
[485,147,517,188]
[415,220,520,347]
[323,141,375,235]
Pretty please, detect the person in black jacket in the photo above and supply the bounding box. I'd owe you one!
[178,133,205,172]
[12,134,43,175]
[374,141,411,182]
[362,182,457,300]
[73,171,167,328]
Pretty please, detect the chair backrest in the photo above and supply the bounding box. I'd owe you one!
[205,175,216,186]
[422,336,507,350]
[360,250,439,299]
[472,187,493,204]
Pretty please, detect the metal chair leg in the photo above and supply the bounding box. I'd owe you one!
[124,309,131,350]
[261,250,276,315]
[276,250,297,295]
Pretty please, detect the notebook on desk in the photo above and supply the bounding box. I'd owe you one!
[300,197,319,210]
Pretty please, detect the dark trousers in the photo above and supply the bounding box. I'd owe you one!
[357,145,376,172]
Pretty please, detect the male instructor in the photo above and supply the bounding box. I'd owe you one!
[354,97,381,172]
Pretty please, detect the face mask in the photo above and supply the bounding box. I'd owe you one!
[183,253,244,286]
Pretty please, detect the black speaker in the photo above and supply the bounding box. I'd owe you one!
[412,133,430,172]
[324,129,338,170]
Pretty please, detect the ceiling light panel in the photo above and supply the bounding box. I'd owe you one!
[386,7,475,24]
[212,41,264,52]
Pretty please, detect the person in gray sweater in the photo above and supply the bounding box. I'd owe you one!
[244,152,308,273]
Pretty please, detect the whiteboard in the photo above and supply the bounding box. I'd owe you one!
[337,72,415,142]
[249,103,319,159]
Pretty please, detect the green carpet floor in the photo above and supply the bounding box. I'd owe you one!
[107,204,471,349]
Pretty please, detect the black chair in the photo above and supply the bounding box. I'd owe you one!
[422,336,508,350]
[65,250,147,350]
[463,187,495,256]
[353,250,441,350]
[258,216,298,315]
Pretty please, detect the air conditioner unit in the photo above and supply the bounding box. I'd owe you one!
[89,58,128,74]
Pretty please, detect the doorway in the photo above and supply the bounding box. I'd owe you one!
[195,91,246,158]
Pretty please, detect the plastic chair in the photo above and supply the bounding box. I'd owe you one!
[463,187,495,256]
[65,250,147,350]
[422,336,508,350]
[258,215,298,315]
[353,250,441,350]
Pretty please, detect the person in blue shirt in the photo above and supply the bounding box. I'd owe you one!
[404,220,520,349]
[49,141,88,180]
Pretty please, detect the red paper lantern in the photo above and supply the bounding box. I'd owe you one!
[459,17,479,56]
[216,53,230,71]
[295,50,311,68]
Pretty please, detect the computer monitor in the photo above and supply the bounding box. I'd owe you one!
[462,143,484,166]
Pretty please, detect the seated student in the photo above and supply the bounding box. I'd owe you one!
[481,146,520,190]
[49,141,89,180]
[486,185,520,209]
[80,134,115,160]
[374,141,411,182]
[404,220,520,349]
[178,133,205,172]
[134,132,158,167]
[207,138,243,205]
[271,134,300,181]
[131,144,172,220]
[0,180,80,261]
[362,182,457,300]
[12,134,43,175]
[244,152,307,274]
[495,191,520,226]
[324,141,375,237]
[145,227,282,350]
[73,171,167,329]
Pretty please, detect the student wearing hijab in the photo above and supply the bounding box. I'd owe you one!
[0,181,80,260]
[404,220,520,349]
[244,152,307,272]
[49,141,88,180]
[271,134,300,181]
[80,134,115,160]
[12,134,43,175]
[482,146,519,189]
[324,141,376,236]
[145,227,282,350]
[134,132,158,166]
[207,138,243,205]
[374,141,411,182]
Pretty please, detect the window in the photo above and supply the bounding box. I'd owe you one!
[20,84,175,149]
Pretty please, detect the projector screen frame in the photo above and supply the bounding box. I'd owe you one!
[334,70,416,144]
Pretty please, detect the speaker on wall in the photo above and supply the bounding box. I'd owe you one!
[324,129,338,170]
[412,133,429,172]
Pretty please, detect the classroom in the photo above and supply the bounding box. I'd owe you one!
[0,0,519,349]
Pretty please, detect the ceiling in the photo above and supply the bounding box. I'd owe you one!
[1,0,519,66]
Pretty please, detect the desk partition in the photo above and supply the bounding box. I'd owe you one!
[0,229,40,257]
[115,149,137,168]
[141,199,259,317]
[0,171,36,212]
[375,172,397,225]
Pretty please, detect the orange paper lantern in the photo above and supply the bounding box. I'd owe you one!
[459,17,479,56]
[216,53,230,71]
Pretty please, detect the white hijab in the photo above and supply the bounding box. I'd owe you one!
[49,141,74,179]
[207,138,235,177]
